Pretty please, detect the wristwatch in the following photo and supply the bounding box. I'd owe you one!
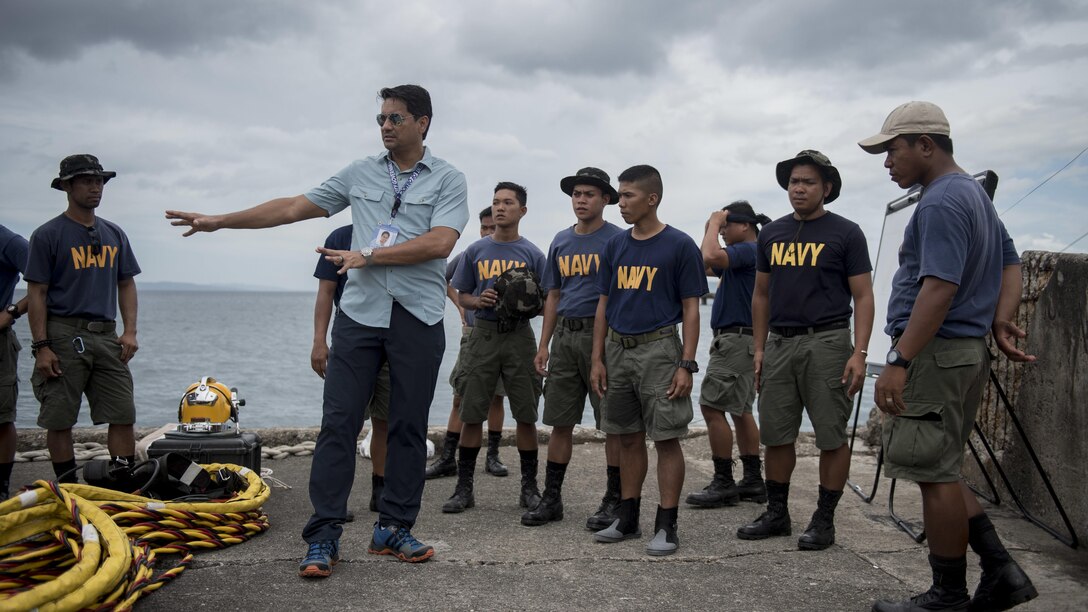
[360,246,374,265]
[4,304,18,320]
[886,348,911,369]
[676,360,699,373]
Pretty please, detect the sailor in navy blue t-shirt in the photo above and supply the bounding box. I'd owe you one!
[25,154,142,484]
[738,150,874,552]
[861,102,1037,611]
[686,200,772,510]
[445,182,547,517]
[522,167,623,529]
[427,207,509,482]
[589,165,707,556]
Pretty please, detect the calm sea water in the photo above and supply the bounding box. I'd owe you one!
[11,291,872,431]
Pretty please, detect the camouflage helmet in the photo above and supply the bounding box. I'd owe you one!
[494,266,544,321]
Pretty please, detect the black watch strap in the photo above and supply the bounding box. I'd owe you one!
[676,359,699,373]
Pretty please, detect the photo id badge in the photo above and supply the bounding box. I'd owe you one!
[370,223,399,248]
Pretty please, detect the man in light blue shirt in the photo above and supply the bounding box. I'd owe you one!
[167,84,469,577]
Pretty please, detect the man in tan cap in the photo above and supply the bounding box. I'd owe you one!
[861,101,1037,612]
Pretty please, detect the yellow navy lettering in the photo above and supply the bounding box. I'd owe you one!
[615,265,659,291]
[556,253,601,278]
[71,245,119,270]
[770,242,825,267]
[477,259,529,280]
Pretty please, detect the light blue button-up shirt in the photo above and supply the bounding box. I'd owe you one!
[305,147,469,327]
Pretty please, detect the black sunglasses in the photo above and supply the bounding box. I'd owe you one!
[87,225,101,255]
[376,113,413,127]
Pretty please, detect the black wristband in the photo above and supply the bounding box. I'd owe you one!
[31,339,53,350]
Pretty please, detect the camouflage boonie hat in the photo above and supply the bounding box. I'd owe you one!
[51,154,117,190]
[560,167,620,205]
[775,149,842,204]
[494,266,544,322]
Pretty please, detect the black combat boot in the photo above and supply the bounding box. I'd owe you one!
[369,474,384,512]
[736,454,767,503]
[967,514,1037,611]
[425,431,459,479]
[485,430,509,477]
[736,480,791,540]
[872,554,969,611]
[798,485,842,550]
[586,465,621,531]
[518,450,541,510]
[685,456,740,508]
[441,447,478,513]
[521,461,566,526]
[594,497,642,542]
[646,505,679,556]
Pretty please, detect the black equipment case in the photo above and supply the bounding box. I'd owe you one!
[148,430,262,473]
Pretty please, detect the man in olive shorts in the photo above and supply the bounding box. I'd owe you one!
[737,151,873,552]
[687,200,771,509]
[25,154,141,482]
[589,165,708,556]
[862,102,1038,612]
[445,182,546,516]
[522,166,622,528]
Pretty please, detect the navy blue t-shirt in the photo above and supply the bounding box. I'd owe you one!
[541,221,623,318]
[597,225,708,335]
[313,225,353,307]
[445,251,476,327]
[0,224,29,308]
[451,236,546,322]
[24,214,141,321]
[710,240,757,329]
[756,211,871,327]
[886,173,1020,338]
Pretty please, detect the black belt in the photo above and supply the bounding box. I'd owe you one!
[49,315,117,333]
[559,316,594,332]
[474,318,529,333]
[715,326,753,337]
[608,326,676,349]
[770,319,849,338]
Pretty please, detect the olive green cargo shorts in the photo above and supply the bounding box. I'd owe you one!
[32,320,136,430]
[365,362,390,421]
[601,328,692,442]
[699,332,756,416]
[542,319,603,428]
[0,329,19,424]
[758,328,852,450]
[883,336,990,483]
[458,320,539,424]
[449,326,505,397]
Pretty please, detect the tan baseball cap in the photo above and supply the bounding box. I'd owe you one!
[858,101,950,154]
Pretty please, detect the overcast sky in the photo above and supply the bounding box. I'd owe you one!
[2,0,1086,291]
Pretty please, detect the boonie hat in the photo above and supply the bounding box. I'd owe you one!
[51,154,117,190]
[858,101,950,154]
[494,267,544,322]
[775,150,842,204]
[560,167,620,205]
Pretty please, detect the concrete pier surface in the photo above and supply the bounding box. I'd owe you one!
[9,434,1087,611]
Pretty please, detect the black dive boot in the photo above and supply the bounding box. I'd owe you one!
[967,514,1037,611]
[646,505,679,556]
[586,465,620,530]
[685,456,740,508]
[425,431,458,479]
[872,554,969,611]
[798,485,842,550]
[594,497,642,542]
[736,480,791,540]
[441,448,477,513]
[736,454,767,503]
[521,461,566,526]
[485,430,509,476]
[518,452,542,510]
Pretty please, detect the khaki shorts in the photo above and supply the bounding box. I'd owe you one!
[699,332,755,415]
[542,318,603,428]
[883,336,989,483]
[458,319,539,424]
[601,327,692,442]
[367,363,390,421]
[757,328,852,450]
[0,329,20,424]
[449,327,505,397]
[32,319,136,430]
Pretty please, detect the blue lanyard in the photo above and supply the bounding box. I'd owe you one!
[386,160,422,220]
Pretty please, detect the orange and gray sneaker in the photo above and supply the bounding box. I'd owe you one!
[368,522,435,562]
[298,539,339,578]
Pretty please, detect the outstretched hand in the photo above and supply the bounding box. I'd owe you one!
[165,210,221,237]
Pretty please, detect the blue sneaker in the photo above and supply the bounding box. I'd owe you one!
[368,523,434,563]
[298,539,339,578]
